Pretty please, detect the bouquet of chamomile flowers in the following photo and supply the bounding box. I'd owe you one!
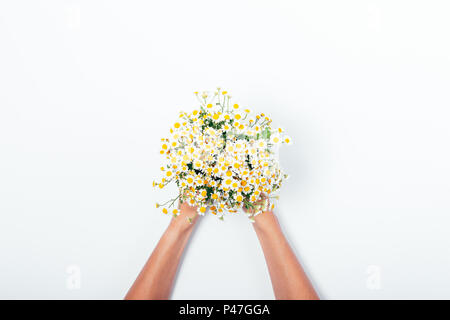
[154,88,291,221]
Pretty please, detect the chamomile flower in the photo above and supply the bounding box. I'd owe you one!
[234,112,243,121]
[283,135,293,145]
[270,134,282,144]
[185,175,195,186]
[193,159,203,169]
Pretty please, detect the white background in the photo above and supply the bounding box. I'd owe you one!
[1,0,450,299]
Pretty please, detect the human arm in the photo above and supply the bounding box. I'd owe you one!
[125,202,199,300]
[250,202,319,300]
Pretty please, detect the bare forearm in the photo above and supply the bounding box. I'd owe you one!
[253,212,318,300]
[125,218,196,300]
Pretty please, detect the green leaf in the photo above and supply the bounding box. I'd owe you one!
[262,127,271,139]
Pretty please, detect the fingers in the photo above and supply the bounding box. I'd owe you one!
[179,200,198,213]
[242,194,270,216]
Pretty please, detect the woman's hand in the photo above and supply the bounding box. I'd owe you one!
[242,193,269,215]
[168,200,199,233]
[247,196,319,300]
[242,194,277,231]
[125,200,200,300]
